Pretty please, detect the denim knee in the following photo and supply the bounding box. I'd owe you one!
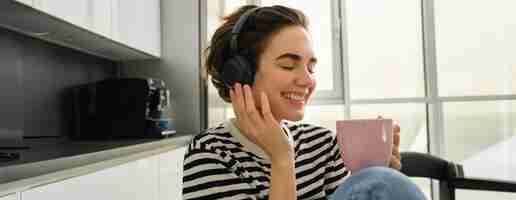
[330,167,427,200]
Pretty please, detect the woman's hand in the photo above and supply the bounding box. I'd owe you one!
[230,83,294,162]
[389,122,402,170]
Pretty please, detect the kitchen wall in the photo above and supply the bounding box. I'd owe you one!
[122,0,206,134]
[0,27,116,138]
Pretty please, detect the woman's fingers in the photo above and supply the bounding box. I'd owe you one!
[392,145,401,160]
[230,83,246,119]
[243,85,262,124]
[393,131,401,147]
[390,141,402,170]
[229,85,239,119]
[260,92,275,122]
[389,156,402,170]
[390,124,402,170]
[231,84,266,129]
[393,122,401,133]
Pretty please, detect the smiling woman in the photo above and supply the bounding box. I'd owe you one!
[183,5,426,200]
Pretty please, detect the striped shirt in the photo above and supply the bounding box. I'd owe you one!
[183,119,350,200]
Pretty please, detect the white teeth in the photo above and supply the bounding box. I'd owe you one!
[283,93,304,101]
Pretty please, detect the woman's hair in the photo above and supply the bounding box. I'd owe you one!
[204,5,309,102]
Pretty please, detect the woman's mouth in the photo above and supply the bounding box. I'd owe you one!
[281,92,306,107]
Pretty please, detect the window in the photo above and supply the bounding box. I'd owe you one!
[345,0,425,100]
[434,0,516,97]
[434,1,516,199]
[443,101,516,182]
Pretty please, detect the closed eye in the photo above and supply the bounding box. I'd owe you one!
[280,65,295,70]
[275,53,318,74]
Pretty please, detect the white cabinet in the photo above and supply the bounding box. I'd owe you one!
[37,0,113,37]
[0,193,18,200]
[90,0,112,38]
[14,0,161,58]
[14,0,33,7]
[15,146,185,200]
[113,0,161,57]
[158,147,186,200]
[36,0,91,29]
[19,147,185,200]
[21,156,159,200]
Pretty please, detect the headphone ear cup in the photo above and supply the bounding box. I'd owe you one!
[221,55,255,88]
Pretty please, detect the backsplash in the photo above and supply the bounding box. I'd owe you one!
[0,27,116,138]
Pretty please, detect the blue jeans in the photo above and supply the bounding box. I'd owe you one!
[330,167,427,200]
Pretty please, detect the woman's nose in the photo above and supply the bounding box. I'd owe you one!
[296,68,316,87]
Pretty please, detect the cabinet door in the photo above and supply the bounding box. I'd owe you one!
[115,0,161,57]
[0,193,18,200]
[37,0,91,29]
[22,156,159,200]
[15,0,33,7]
[90,0,112,38]
[158,147,186,200]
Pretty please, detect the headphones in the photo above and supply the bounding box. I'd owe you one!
[220,7,261,89]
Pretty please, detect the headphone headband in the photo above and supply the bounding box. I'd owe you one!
[230,7,261,54]
[230,6,297,55]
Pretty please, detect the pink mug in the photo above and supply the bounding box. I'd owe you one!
[336,118,393,173]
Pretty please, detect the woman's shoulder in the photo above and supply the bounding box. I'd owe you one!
[187,122,239,151]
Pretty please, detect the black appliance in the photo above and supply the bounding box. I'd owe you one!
[71,78,175,140]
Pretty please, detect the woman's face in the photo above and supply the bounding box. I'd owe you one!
[252,25,317,121]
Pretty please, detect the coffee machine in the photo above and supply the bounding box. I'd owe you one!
[71,78,175,140]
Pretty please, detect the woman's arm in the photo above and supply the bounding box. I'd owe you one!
[269,149,296,200]
[230,83,297,200]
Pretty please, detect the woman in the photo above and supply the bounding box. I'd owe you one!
[183,5,426,200]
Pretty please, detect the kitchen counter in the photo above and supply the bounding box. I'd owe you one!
[0,133,192,196]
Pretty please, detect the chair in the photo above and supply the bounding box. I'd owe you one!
[400,151,516,200]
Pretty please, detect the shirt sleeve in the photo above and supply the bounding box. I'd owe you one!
[182,142,259,200]
[323,131,350,196]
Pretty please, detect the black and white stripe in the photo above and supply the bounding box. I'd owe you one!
[183,121,350,200]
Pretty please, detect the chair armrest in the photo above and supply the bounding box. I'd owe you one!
[400,151,450,180]
[401,151,516,194]
[451,177,516,193]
